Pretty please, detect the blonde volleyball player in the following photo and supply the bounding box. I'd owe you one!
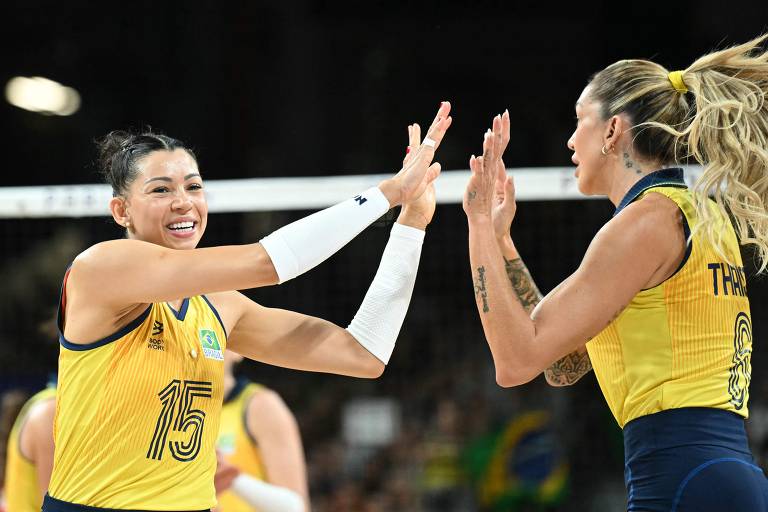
[3,387,55,512]
[464,37,768,511]
[45,102,451,512]
[214,351,308,512]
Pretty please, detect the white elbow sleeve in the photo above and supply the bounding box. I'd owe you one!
[259,187,390,283]
[346,222,425,364]
[231,474,305,512]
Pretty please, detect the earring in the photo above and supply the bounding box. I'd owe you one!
[125,220,131,229]
[601,144,613,155]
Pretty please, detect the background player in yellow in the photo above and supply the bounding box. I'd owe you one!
[46,103,451,511]
[463,36,768,511]
[215,351,308,512]
[2,387,55,512]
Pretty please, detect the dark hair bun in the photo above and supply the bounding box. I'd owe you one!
[93,129,193,196]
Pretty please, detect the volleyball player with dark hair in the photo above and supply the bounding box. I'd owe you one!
[464,37,768,511]
[44,103,451,511]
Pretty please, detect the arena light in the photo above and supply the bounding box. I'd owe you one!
[5,76,81,116]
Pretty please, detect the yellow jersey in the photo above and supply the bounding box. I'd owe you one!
[4,387,56,512]
[47,289,227,510]
[587,168,752,427]
[216,380,267,512]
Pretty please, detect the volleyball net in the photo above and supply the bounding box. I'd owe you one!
[0,166,706,218]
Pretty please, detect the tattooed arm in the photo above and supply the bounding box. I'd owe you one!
[499,238,592,386]
[543,347,592,386]
[463,113,682,388]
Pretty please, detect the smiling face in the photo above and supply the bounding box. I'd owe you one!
[567,85,613,195]
[112,148,208,250]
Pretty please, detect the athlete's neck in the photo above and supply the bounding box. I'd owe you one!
[606,156,668,207]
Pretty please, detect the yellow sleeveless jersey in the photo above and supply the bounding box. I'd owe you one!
[216,380,267,512]
[4,387,56,512]
[47,291,227,510]
[587,168,752,428]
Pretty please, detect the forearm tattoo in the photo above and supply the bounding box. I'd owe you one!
[503,257,543,313]
[474,266,490,313]
[504,256,593,385]
[545,350,593,386]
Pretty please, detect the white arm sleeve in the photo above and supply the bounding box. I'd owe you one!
[230,473,306,512]
[259,186,390,283]
[346,222,425,364]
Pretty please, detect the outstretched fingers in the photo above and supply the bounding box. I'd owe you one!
[500,110,510,154]
[403,123,422,166]
[411,102,452,167]
[426,162,442,184]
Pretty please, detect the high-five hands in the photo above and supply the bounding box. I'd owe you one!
[398,122,440,229]
[381,102,452,208]
[463,110,514,230]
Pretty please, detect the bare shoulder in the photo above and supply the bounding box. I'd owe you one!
[24,396,56,430]
[20,396,55,459]
[247,387,296,430]
[73,239,152,271]
[591,194,681,256]
[249,387,288,414]
[608,192,680,237]
[592,191,685,286]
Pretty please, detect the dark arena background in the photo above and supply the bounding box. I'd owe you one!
[2,2,768,511]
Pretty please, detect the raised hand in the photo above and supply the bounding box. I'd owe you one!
[463,112,507,221]
[398,123,438,229]
[488,111,517,239]
[380,102,452,207]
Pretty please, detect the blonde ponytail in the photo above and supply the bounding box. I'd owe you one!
[684,34,768,271]
[588,34,768,271]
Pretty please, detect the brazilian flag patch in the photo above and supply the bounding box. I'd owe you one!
[200,329,224,361]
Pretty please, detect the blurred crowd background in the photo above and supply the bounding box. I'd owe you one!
[2,2,768,510]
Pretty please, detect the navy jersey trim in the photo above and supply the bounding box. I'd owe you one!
[59,304,153,351]
[201,295,228,339]
[166,298,190,321]
[670,212,693,278]
[43,494,210,512]
[56,264,73,333]
[614,167,687,217]
[224,377,249,405]
[638,201,693,291]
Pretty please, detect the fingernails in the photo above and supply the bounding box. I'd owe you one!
[504,109,509,116]
[406,146,411,155]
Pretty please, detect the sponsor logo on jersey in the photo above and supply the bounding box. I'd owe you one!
[148,321,164,351]
[200,329,224,360]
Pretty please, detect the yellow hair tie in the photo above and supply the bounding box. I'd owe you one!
[668,70,688,94]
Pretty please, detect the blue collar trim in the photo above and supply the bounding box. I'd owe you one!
[613,168,686,217]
